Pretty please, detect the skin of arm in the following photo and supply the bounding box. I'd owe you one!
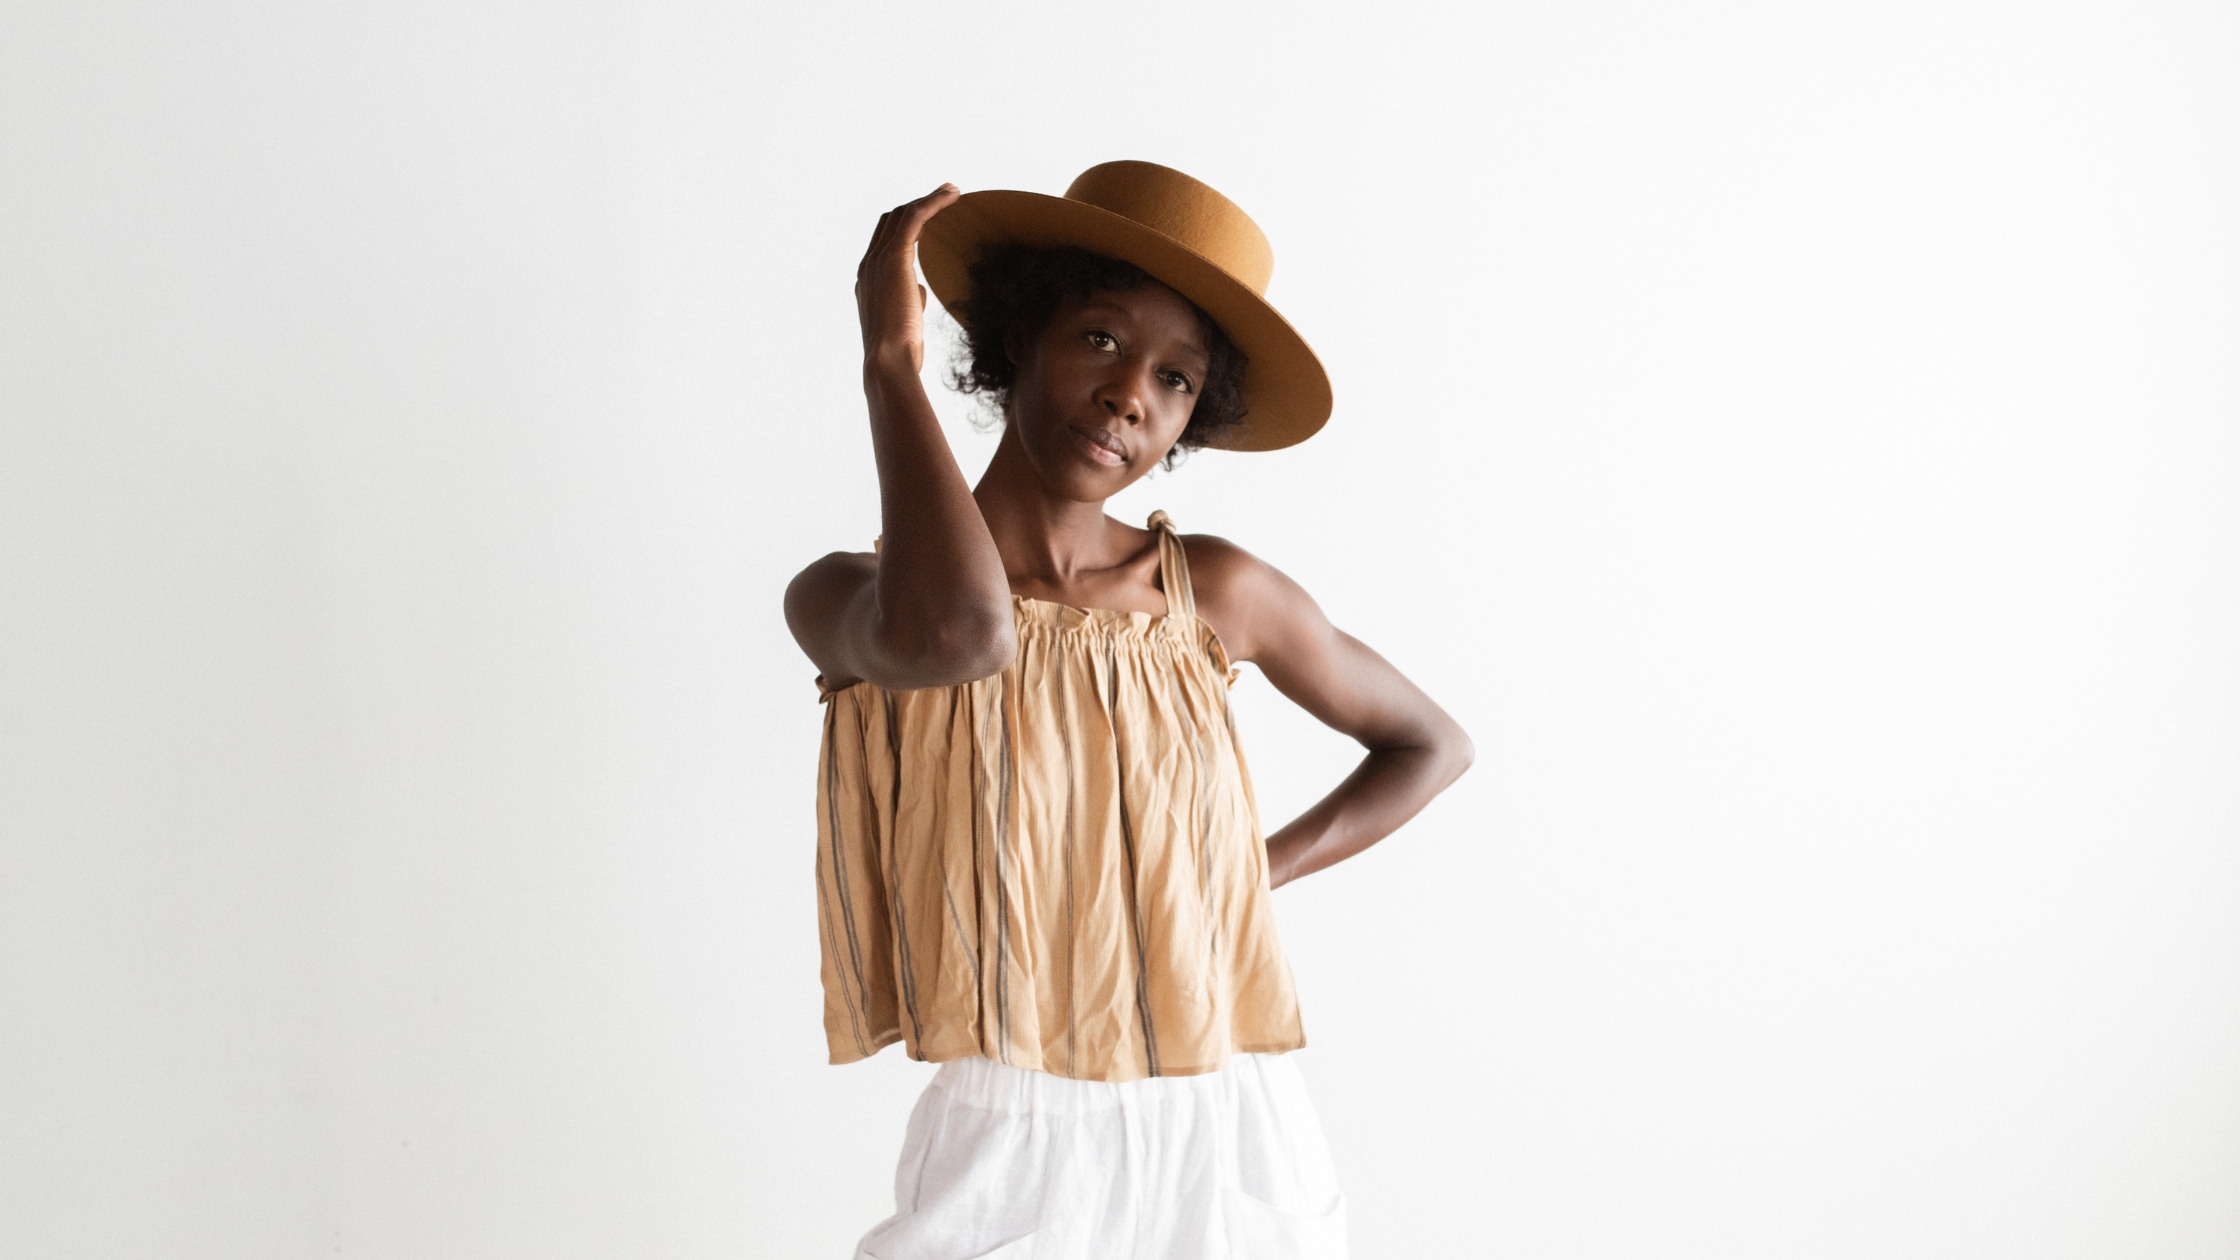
[1187,535,1474,889]
[784,185,1020,691]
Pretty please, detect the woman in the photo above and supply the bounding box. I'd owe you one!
[788,162,1472,1259]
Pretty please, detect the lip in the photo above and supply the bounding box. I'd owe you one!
[1066,424,1128,467]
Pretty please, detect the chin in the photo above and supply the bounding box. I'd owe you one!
[1058,468,1135,502]
[1024,444,1137,500]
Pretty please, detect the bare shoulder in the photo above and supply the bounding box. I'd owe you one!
[1175,532,1271,600]
[1178,533,1329,663]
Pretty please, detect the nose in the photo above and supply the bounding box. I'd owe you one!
[1095,363,1156,426]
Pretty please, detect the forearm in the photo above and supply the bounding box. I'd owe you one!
[1263,728,1471,888]
[857,361,1015,674]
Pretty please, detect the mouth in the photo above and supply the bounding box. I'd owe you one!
[1066,424,1128,468]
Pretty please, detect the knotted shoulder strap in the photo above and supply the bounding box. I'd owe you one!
[1146,510,1194,622]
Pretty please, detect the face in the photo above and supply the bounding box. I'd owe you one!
[1002,283,1211,501]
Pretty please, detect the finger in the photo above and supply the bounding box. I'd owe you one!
[861,210,896,265]
[895,185,960,235]
[865,185,957,268]
[873,200,918,245]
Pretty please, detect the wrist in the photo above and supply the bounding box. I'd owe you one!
[862,348,923,388]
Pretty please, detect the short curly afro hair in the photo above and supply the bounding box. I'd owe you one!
[946,244,1249,466]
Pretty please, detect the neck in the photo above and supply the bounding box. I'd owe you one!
[973,429,1125,585]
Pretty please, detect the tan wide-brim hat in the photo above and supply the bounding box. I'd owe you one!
[918,160,1331,453]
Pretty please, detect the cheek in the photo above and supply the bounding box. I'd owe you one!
[1153,396,1197,445]
[1007,366,1060,426]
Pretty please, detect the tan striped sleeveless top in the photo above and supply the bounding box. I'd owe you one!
[812,512,1305,1082]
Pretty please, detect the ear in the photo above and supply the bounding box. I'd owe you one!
[1003,321,1028,367]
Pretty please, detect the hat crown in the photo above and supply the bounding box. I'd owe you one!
[1063,161,1275,297]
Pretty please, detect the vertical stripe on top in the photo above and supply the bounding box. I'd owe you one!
[1107,632,1161,1078]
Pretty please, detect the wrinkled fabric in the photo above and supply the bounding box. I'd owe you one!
[856,1052,1346,1260]
[814,513,1305,1083]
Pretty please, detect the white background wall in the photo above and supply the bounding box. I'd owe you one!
[4,2,2236,1257]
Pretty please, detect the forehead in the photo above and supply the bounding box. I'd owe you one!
[1059,285,1210,359]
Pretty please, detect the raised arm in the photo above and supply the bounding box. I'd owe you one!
[785,185,1017,691]
[1190,538,1474,888]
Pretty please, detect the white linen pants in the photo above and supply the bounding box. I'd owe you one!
[855,1052,1347,1260]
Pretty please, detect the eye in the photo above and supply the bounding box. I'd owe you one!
[1162,370,1195,394]
[1084,329,1117,352]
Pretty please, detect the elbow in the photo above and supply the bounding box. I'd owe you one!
[1438,718,1476,789]
[928,612,1019,686]
[876,607,1017,689]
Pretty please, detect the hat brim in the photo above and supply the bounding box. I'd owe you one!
[918,190,1331,453]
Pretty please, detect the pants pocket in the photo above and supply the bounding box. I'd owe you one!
[1221,1187,1348,1260]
